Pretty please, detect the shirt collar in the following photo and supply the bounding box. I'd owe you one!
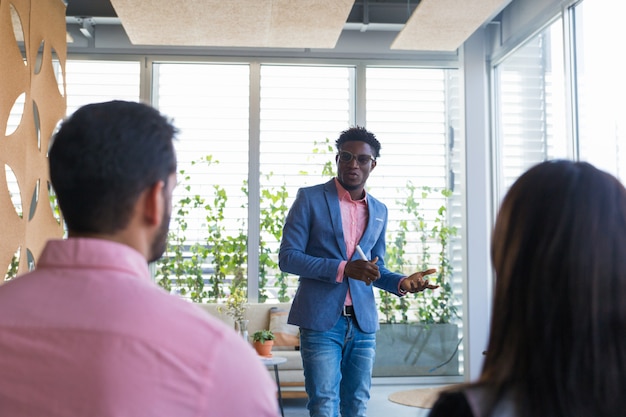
[38,238,152,281]
[334,177,368,204]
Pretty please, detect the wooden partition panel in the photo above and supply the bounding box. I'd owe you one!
[0,0,66,281]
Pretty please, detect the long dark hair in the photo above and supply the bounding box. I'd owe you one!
[482,160,626,416]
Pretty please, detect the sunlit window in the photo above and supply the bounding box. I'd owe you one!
[64,60,140,115]
[493,18,568,202]
[258,65,353,302]
[574,0,626,179]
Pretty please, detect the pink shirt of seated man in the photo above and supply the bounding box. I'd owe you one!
[0,238,279,417]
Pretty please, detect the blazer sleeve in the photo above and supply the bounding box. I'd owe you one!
[278,186,343,283]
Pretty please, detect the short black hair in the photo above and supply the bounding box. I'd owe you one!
[49,100,177,234]
[335,126,381,158]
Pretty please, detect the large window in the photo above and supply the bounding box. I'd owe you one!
[493,18,568,202]
[254,66,463,364]
[365,66,463,321]
[258,65,353,302]
[149,62,464,377]
[64,60,140,115]
[153,63,250,244]
[573,0,626,179]
[43,57,464,378]
[151,63,251,303]
[366,67,463,377]
[493,0,626,203]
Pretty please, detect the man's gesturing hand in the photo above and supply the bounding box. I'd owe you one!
[400,269,438,293]
[345,257,380,286]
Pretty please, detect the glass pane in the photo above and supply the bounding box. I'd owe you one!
[574,0,626,179]
[153,63,250,302]
[5,164,22,218]
[494,18,568,202]
[366,67,463,377]
[64,60,141,115]
[5,92,25,136]
[259,65,353,303]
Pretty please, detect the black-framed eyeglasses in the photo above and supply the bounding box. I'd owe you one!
[337,151,375,165]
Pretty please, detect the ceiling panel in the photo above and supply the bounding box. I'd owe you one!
[391,0,511,51]
[68,0,512,52]
[109,0,355,48]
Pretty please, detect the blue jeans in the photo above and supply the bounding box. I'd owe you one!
[300,316,376,417]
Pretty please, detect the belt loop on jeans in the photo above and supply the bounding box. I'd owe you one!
[342,305,355,317]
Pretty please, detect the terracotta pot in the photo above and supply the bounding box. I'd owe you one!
[253,340,274,357]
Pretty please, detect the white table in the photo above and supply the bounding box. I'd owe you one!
[260,356,288,417]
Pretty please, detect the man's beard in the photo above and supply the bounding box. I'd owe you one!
[148,198,171,263]
[337,177,359,191]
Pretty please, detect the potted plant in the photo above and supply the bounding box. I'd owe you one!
[220,285,247,321]
[252,329,275,357]
[218,285,249,339]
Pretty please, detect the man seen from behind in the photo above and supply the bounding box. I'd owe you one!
[0,100,279,417]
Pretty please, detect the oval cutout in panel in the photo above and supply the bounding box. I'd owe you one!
[5,164,22,218]
[33,100,41,149]
[5,247,20,281]
[35,40,45,74]
[51,49,65,97]
[26,248,36,272]
[48,181,62,225]
[28,179,40,221]
[5,92,26,136]
[9,4,27,63]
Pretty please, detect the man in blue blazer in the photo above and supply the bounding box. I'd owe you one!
[279,126,437,417]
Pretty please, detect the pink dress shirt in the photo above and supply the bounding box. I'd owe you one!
[0,238,279,417]
[334,178,369,305]
[334,179,407,300]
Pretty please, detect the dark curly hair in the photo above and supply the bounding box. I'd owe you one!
[335,126,381,158]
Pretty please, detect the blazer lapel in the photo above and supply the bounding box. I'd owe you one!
[324,180,347,259]
[358,195,384,254]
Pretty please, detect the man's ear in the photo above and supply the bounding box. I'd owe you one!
[142,181,165,226]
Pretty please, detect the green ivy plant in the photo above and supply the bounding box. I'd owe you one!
[156,163,209,302]
[156,155,247,303]
[258,176,289,302]
[380,183,458,324]
[413,186,458,324]
[4,253,19,281]
[415,187,458,323]
[154,141,457,320]
[379,226,406,323]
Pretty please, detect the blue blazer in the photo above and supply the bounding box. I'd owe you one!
[279,179,405,333]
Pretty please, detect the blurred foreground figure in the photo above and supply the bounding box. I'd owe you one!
[430,160,626,417]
